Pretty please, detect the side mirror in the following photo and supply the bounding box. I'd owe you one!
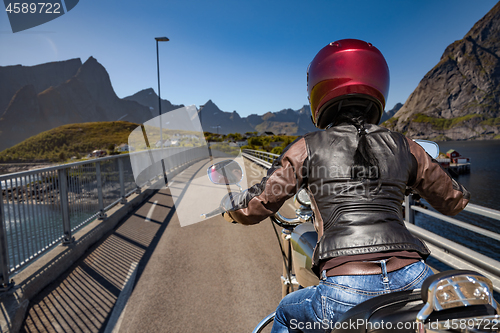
[207,160,243,185]
[414,139,439,159]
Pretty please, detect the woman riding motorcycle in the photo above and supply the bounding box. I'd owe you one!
[222,39,470,332]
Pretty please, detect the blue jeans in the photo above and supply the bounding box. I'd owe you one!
[271,260,433,333]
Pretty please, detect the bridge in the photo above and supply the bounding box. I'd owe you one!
[0,148,499,332]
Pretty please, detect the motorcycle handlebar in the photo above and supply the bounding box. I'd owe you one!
[201,207,304,226]
[270,211,303,227]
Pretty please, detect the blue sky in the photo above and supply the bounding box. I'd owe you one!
[1,0,498,118]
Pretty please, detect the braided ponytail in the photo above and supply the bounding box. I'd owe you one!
[328,104,380,180]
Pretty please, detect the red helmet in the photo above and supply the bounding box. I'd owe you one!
[307,39,390,129]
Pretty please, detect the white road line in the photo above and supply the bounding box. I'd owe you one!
[145,200,158,222]
[103,262,138,333]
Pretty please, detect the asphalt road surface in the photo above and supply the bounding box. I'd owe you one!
[116,157,298,333]
[23,157,298,333]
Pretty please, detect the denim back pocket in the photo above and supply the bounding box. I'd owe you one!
[321,295,356,324]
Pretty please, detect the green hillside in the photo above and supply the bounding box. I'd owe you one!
[0,121,139,162]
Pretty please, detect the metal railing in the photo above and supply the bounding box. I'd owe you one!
[242,149,278,169]
[242,149,500,292]
[0,146,209,287]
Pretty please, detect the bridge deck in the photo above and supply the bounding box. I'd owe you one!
[22,158,290,332]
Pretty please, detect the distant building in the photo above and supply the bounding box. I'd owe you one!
[260,131,275,136]
[436,158,450,168]
[229,141,246,147]
[446,149,470,164]
[453,157,470,164]
[446,149,460,159]
[236,140,248,147]
[117,144,130,152]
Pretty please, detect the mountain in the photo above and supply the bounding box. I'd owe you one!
[124,88,184,118]
[383,2,500,140]
[125,92,319,136]
[380,103,403,124]
[0,57,151,151]
[244,105,317,135]
[0,55,318,152]
[0,58,82,114]
[240,103,397,136]
[197,100,254,134]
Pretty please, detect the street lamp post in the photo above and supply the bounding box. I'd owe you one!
[156,36,169,185]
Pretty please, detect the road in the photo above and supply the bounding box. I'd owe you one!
[23,157,296,333]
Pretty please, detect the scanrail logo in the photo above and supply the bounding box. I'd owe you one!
[3,0,79,33]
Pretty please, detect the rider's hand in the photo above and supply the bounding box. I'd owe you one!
[221,192,240,224]
[222,211,237,224]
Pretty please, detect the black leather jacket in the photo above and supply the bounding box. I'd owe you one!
[228,124,470,267]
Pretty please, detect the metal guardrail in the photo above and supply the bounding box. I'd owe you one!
[244,150,280,165]
[242,149,279,170]
[0,147,208,287]
[243,149,500,293]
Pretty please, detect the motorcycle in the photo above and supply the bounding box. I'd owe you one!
[203,141,500,333]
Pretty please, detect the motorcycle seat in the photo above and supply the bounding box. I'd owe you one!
[331,289,422,333]
[330,288,496,333]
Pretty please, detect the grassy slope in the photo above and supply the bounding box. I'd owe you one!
[0,121,140,162]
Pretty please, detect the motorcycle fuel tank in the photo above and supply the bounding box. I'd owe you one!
[290,222,320,287]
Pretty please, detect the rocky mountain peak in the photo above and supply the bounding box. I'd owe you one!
[384,2,500,140]
[297,105,311,115]
[124,88,184,118]
[0,56,152,151]
[464,1,500,43]
[75,56,116,101]
[199,100,221,116]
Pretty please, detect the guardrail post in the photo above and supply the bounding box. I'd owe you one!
[96,162,107,220]
[404,194,415,224]
[118,158,127,204]
[0,189,13,289]
[59,168,74,244]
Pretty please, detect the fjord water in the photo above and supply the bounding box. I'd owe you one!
[416,140,500,262]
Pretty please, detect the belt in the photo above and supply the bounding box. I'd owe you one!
[325,257,419,277]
